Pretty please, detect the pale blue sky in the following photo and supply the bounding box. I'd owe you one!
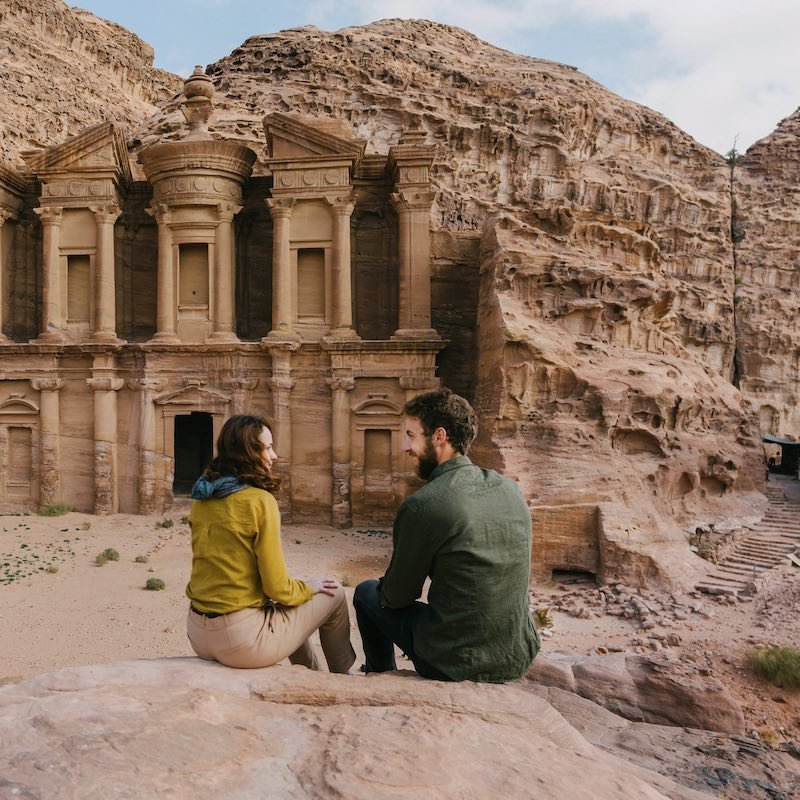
[71,0,800,156]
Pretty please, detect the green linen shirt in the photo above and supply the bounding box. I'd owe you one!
[186,487,312,614]
[380,455,539,682]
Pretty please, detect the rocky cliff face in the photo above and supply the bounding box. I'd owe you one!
[0,8,779,584]
[733,109,800,437]
[0,0,180,165]
[133,19,766,585]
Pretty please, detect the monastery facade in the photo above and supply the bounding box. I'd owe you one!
[0,69,448,523]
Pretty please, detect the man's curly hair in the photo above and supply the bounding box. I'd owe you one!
[403,389,478,454]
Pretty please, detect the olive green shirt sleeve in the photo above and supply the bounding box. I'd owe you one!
[379,500,436,609]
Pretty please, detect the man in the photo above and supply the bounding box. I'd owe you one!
[353,388,539,683]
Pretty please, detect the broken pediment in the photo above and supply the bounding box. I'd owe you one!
[264,113,365,164]
[21,122,132,186]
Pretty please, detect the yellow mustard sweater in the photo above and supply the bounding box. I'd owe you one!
[185,487,312,614]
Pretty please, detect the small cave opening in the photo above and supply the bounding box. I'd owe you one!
[551,568,597,586]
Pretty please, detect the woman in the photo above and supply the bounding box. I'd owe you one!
[186,414,355,673]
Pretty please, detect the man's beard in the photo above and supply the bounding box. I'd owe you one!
[416,438,438,480]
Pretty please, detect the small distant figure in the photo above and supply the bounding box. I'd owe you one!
[354,389,540,682]
[185,414,355,673]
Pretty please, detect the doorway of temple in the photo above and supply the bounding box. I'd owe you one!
[173,412,213,494]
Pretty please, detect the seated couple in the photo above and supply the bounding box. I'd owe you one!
[185,390,539,683]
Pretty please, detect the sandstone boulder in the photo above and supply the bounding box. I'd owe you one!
[526,651,745,734]
[0,658,711,800]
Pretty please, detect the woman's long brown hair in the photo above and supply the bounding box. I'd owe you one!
[204,414,280,493]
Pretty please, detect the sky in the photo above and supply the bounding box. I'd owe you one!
[71,0,800,156]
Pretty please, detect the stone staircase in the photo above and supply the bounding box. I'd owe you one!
[696,478,800,596]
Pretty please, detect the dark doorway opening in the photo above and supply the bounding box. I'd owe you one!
[551,569,597,586]
[173,412,213,494]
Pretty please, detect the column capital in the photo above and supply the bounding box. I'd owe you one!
[145,203,172,224]
[30,378,64,392]
[269,376,295,393]
[86,377,125,392]
[89,203,122,224]
[324,194,356,215]
[126,377,169,393]
[33,206,63,224]
[391,190,436,212]
[223,377,259,392]
[326,376,355,393]
[266,197,295,218]
[216,202,242,223]
[0,206,16,225]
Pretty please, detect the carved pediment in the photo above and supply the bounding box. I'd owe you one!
[352,395,403,416]
[21,122,132,185]
[265,113,365,163]
[154,383,231,413]
[0,394,39,415]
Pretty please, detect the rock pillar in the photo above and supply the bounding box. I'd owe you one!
[266,198,294,337]
[86,375,124,514]
[210,203,240,341]
[0,209,12,341]
[391,189,437,337]
[91,204,122,342]
[269,346,296,518]
[30,378,64,507]
[327,375,355,528]
[128,377,168,514]
[34,206,65,342]
[330,197,357,336]
[148,204,178,343]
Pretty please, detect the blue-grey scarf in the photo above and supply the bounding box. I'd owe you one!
[190,475,248,499]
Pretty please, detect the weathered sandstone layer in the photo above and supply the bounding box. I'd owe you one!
[733,108,800,436]
[132,19,765,586]
[0,0,180,164]
[0,8,782,585]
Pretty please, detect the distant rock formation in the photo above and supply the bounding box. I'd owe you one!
[0,3,794,584]
[0,0,180,163]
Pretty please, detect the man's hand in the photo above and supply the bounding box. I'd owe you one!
[307,577,341,596]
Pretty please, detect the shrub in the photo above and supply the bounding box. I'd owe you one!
[145,578,165,591]
[95,548,120,566]
[156,519,174,529]
[39,503,74,517]
[747,645,800,689]
[134,554,149,564]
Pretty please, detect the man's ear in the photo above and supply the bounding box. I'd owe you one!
[432,426,448,446]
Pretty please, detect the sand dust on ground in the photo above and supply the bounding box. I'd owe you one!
[1,507,798,747]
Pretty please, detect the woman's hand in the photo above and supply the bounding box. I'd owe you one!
[307,577,341,597]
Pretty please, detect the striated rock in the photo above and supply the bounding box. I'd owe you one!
[0,0,180,165]
[0,658,711,800]
[527,651,745,734]
[733,109,800,438]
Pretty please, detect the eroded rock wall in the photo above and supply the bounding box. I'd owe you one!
[733,109,800,436]
[0,0,180,165]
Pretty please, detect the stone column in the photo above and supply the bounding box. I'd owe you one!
[128,377,167,514]
[269,346,296,518]
[30,378,64,507]
[34,206,65,342]
[391,189,437,337]
[210,203,240,341]
[330,196,357,336]
[265,198,294,337]
[147,204,179,343]
[0,209,12,342]
[327,375,355,527]
[86,376,124,514]
[90,204,122,342]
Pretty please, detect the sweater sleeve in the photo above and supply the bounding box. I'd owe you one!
[253,494,313,606]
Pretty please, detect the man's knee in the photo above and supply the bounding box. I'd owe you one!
[353,578,380,610]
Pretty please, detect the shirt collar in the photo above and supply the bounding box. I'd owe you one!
[428,454,472,481]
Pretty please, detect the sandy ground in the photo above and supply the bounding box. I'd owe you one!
[1,499,798,747]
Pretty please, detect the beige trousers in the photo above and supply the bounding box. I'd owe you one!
[187,585,355,673]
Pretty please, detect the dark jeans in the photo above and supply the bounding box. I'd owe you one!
[353,579,453,681]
